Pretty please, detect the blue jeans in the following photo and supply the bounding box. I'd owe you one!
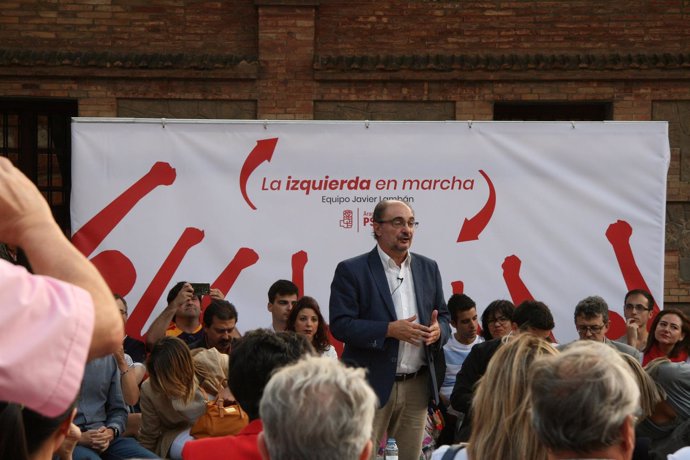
[73,437,159,459]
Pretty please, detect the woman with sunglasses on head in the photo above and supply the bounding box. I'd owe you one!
[642,308,690,366]
[139,336,234,459]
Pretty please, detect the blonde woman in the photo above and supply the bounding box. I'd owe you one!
[138,337,230,459]
[433,334,557,460]
[619,353,664,421]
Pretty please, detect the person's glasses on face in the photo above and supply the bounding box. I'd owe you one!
[377,218,419,229]
[489,316,510,325]
[576,324,605,335]
[624,303,651,313]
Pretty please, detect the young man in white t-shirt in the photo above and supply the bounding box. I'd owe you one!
[440,294,484,407]
[438,293,484,445]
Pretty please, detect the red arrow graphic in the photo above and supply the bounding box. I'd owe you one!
[239,138,279,210]
[457,169,496,242]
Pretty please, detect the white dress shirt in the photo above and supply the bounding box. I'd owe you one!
[377,244,425,374]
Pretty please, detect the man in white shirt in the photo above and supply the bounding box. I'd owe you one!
[438,293,484,445]
[615,289,655,352]
[440,294,484,406]
[330,199,450,460]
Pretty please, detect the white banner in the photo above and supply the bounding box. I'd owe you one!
[71,119,669,344]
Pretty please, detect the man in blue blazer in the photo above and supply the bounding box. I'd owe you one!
[329,199,450,460]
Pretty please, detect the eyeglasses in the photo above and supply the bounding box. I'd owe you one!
[377,218,419,229]
[576,324,606,335]
[624,304,651,313]
[489,316,510,325]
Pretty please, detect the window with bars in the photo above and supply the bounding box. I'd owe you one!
[0,99,77,235]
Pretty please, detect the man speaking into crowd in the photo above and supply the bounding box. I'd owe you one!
[330,199,450,460]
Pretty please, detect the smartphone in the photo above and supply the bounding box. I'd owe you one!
[190,283,211,297]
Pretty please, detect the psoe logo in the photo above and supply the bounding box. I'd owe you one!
[340,210,353,229]
[362,211,374,229]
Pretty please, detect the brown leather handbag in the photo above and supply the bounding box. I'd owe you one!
[190,394,249,439]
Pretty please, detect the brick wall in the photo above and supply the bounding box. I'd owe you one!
[256,2,317,119]
[315,0,690,55]
[0,0,257,55]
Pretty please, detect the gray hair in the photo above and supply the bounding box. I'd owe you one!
[259,355,377,460]
[529,340,640,455]
[574,295,610,323]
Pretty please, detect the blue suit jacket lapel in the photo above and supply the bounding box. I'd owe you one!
[410,254,428,326]
[367,248,397,320]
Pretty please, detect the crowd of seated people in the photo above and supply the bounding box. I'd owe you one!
[4,158,690,460]
[7,263,690,460]
[5,253,690,460]
[135,286,690,460]
[435,292,690,460]
[80,277,341,458]
[0,188,690,460]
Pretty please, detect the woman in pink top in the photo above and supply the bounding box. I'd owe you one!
[0,157,123,417]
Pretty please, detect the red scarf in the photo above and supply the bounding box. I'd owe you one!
[642,342,688,366]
